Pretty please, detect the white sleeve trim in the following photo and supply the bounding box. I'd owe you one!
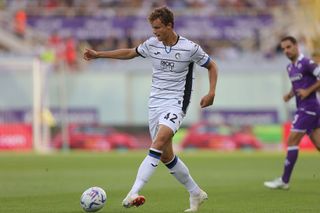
[313,66,320,78]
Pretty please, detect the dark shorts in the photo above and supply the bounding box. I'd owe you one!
[291,109,320,135]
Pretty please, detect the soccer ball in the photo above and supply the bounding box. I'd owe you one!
[80,186,107,212]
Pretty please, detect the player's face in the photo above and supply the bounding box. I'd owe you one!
[280,40,299,61]
[150,18,172,42]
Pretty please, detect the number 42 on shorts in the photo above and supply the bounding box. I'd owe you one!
[163,113,178,123]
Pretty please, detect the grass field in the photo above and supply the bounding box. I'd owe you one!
[0,151,319,213]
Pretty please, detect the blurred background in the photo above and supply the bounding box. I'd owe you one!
[0,0,319,153]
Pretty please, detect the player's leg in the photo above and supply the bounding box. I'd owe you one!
[122,124,173,208]
[162,143,202,196]
[281,131,304,183]
[281,113,320,182]
[162,144,208,212]
[158,107,207,212]
[309,128,320,151]
[122,146,162,204]
[264,131,304,189]
[264,110,319,189]
[157,108,201,195]
[122,111,167,208]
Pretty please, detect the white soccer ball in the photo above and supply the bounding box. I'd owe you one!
[80,186,107,212]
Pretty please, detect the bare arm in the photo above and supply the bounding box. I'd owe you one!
[200,60,218,108]
[296,80,320,100]
[83,48,139,61]
[283,88,294,102]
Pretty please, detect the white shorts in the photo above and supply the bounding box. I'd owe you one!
[148,107,185,141]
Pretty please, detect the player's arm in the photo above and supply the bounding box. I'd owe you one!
[83,48,139,61]
[200,60,218,108]
[283,88,294,102]
[296,65,320,99]
[296,80,320,100]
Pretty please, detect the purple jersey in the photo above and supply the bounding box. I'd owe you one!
[287,54,320,112]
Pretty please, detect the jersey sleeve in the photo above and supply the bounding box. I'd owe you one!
[307,59,320,78]
[136,38,151,58]
[190,43,211,68]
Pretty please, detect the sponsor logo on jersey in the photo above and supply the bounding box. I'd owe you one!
[290,73,303,82]
[175,53,181,59]
[161,60,175,71]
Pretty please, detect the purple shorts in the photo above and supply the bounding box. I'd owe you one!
[291,109,320,135]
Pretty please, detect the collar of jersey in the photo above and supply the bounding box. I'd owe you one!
[163,35,180,53]
[293,54,304,66]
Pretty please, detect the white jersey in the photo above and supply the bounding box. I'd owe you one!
[136,35,211,113]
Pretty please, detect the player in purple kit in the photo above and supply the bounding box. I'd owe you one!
[264,36,320,189]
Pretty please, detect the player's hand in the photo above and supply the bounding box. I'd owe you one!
[200,93,215,108]
[283,93,292,102]
[296,89,310,100]
[83,48,99,61]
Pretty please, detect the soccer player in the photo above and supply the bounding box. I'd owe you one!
[264,36,320,189]
[83,6,217,212]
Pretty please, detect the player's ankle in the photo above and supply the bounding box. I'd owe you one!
[189,187,201,197]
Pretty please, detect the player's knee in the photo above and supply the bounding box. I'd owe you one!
[309,135,320,151]
[287,134,304,146]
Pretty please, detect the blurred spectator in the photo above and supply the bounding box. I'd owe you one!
[43,0,59,9]
[14,9,27,39]
[39,43,55,64]
[0,0,301,63]
[48,31,64,70]
[48,32,78,71]
[124,30,134,48]
[185,0,208,9]
[64,36,77,71]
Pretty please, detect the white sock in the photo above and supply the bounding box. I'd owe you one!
[129,148,162,195]
[165,155,201,196]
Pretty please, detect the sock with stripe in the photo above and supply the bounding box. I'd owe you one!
[165,155,201,196]
[129,148,162,195]
[281,146,299,183]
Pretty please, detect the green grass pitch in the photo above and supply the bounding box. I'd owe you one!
[0,151,319,213]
